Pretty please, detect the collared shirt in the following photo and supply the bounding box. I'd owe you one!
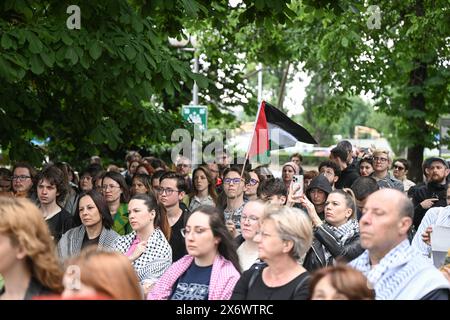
[373,172,404,192]
[188,195,215,212]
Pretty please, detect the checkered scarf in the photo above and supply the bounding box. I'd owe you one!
[113,228,172,283]
[322,219,359,262]
[350,239,432,300]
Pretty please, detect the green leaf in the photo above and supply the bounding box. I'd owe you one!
[89,42,102,60]
[135,53,147,73]
[124,45,137,60]
[131,17,144,33]
[61,32,73,46]
[341,37,348,48]
[1,34,14,49]
[27,32,43,54]
[65,47,78,65]
[80,53,90,69]
[181,0,199,17]
[40,51,55,67]
[255,0,265,10]
[30,55,44,75]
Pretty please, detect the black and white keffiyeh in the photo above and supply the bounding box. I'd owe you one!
[322,218,359,262]
[113,228,172,283]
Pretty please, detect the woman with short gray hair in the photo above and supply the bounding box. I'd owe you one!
[231,205,313,300]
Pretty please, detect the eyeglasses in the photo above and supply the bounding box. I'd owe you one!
[223,178,243,185]
[156,187,180,196]
[241,215,259,223]
[180,227,211,237]
[12,175,31,181]
[373,157,388,163]
[102,184,121,191]
[393,165,405,171]
[247,178,259,186]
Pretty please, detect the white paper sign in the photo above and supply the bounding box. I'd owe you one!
[431,225,450,268]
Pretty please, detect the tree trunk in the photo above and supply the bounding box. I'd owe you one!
[407,145,424,183]
[407,0,427,183]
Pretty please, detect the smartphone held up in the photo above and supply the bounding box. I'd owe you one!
[291,175,304,198]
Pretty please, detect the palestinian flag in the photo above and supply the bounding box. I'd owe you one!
[247,101,317,163]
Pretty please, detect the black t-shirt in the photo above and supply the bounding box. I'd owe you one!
[46,208,73,243]
[81,232,100,250]
[231,264,310,300]
[170,263,212,300]
[169,205,189,262]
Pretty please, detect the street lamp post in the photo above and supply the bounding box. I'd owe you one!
[169,33,201,167]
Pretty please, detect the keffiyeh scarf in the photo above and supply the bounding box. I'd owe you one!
[350,239,433,300]
[322,219,359,262]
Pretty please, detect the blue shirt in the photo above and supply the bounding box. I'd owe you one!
[170,263,212,300]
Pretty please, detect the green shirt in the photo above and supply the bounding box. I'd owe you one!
[112,203,132,235]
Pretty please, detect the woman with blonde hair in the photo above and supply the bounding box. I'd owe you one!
[61,246,143,299]
[302,188,364,272]
[231,205,313,300]
[0,197,63,299]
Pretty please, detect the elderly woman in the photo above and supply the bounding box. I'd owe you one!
[58,190,119,261]
[231,205,313,300]
[302,189,363,272]
[236,200,265,271]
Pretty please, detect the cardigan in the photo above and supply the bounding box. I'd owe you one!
[148,254,240,300]
[58,225,119,260]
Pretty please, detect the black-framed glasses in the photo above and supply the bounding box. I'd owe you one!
[156,187,180,196]
[393,165,405,171]
[373,157,388,163]
[247,178,259,186]
[12,175,31,181]
[223,178,242,185]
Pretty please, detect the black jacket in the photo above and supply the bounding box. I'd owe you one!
[335,166,360,189]
[303,224,363,272]
[411,182,448,229]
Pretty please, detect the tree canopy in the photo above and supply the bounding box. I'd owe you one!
[1,0,449,180]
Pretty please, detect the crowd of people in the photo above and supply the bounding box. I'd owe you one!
[0,144,449,300]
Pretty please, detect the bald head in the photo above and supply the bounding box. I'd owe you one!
[360,189,413,260]
[367,189,413,219]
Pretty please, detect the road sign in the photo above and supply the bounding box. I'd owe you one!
[182,105,207,131]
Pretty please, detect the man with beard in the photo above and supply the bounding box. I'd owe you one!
[411,157,449,229]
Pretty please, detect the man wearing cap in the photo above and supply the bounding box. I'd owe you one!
[411,157,449,229]
[281,161,300,192]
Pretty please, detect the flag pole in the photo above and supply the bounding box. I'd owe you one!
[241,100,264,178]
